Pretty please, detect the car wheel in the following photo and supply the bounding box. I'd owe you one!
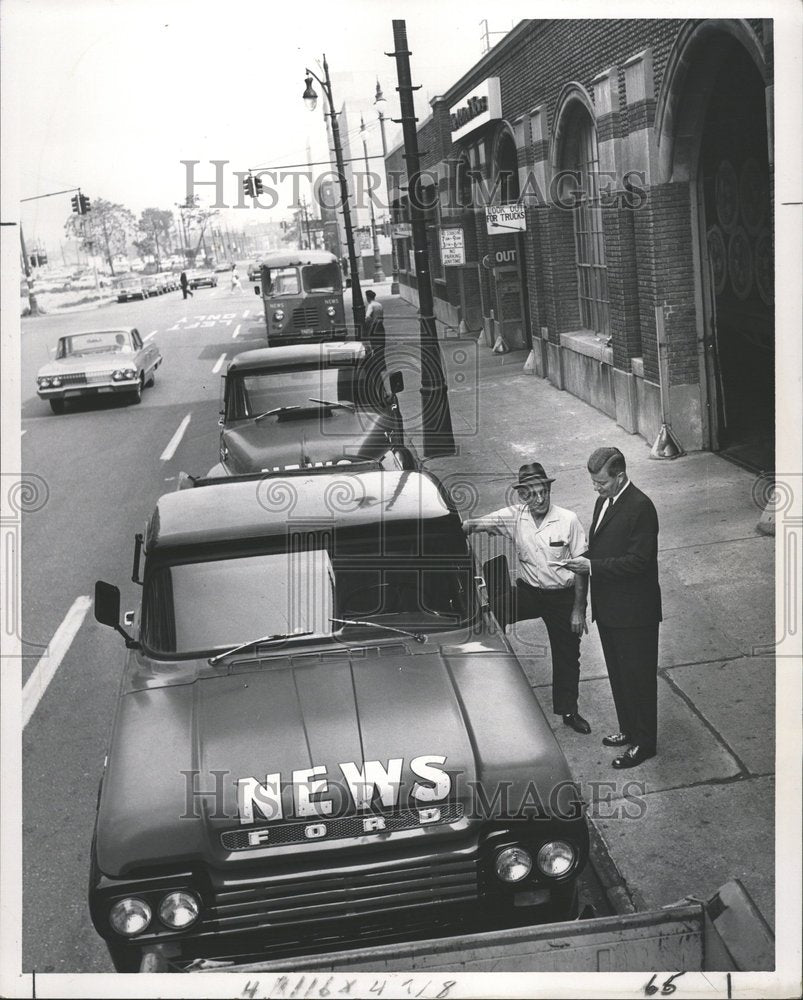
[49,399,65,415]
[130,375,143,404]
[146,367,156,388]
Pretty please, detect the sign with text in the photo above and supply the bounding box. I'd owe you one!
[391,223,412,239]
[439,228,465,266]
[486,205,527,235]
[450,78,502,142]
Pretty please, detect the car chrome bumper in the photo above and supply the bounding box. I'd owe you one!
[38,380,139,399]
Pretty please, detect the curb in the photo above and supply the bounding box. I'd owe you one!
[586,816,645,915]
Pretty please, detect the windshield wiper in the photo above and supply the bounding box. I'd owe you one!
[329,617,426,644]
[308,397,356,412]
[208,630,314,665]
[253,405,302,422]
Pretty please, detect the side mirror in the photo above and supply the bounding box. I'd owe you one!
[253,284,260,295]
[388,370,404,395]
[95,580,140,649]
[95,581,120,628]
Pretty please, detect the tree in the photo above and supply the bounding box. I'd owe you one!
[134,208,175,266]
[64,198,136,276]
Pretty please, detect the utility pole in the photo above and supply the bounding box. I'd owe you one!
[375,80,400,294]
[19,224,41,316]
[361,114,386,282]
[389,20,455,457]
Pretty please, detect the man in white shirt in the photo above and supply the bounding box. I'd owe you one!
[463,462,591,735]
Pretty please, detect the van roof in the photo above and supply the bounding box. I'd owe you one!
[259,250,339,268]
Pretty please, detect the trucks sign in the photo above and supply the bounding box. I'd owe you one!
[486,205,527,234]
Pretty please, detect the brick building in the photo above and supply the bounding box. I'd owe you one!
[385,19,774,465]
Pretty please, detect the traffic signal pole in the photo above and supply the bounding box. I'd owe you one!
[389,20,455,457]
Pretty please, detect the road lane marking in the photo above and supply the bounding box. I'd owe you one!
[160,414,191,461]
[144,330,158,342]
[242,309,250,318]
[21,429,26,436]
[212,353,227,374]
[22,596,92,729]
[232,324,242,339]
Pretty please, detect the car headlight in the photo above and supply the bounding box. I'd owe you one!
[50,376,62,387]
[327,306,336,317]
[536,840,576,878]
[38,377,52,388]
[112,370,124,381]
[124,368,136,379]
[273,310,285,322]
[158,891,200,930]
[109,897,152,936]
[495,846,533,883]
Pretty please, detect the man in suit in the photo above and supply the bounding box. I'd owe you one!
[563,447,661,768]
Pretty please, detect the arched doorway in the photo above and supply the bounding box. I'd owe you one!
[661,24,773,469]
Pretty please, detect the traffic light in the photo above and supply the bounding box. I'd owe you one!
[243,175,255,198]
[38,251,48,266]
[253,174,264,196]
[71,194,80,214]
[79,193,91,214]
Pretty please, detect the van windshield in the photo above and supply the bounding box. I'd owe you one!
[302,263,341,293]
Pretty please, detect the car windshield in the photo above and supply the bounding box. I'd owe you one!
[142,524,473,656]
[58,332,132,357]
[302,263,341,293]
[233,363,368,419]
[266,267,300,296]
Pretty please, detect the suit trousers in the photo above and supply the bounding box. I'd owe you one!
[513,582,581,716]
[597,624,659,751]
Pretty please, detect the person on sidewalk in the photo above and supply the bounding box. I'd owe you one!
[563,447,662,769]
[179,271,193,300]
[463,462,592,735]
[365,289,386,364]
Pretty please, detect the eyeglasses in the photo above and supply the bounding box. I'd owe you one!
[517,485,550,500]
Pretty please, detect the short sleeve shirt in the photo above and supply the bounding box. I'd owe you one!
[475,503,588,589]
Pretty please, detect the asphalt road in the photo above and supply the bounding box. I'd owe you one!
[20,279,267,973]
[19,281,610,974]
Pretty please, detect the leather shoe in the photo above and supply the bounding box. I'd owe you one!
[562,712,591,735]
[602,731,631,747]
[612,745,656,769]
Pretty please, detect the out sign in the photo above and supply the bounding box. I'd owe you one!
[440,228,465,267]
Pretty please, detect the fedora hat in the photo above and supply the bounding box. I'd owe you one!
[514,462,555,490]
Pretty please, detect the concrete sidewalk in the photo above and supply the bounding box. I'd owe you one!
[374,283,775,930]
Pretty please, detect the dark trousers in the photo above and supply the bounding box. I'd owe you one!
[513,581,581,716]
[597,624,659,751]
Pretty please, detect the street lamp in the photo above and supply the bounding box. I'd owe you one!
[374,80,400,295]
[360,115,386,282]
[303,58,365,340]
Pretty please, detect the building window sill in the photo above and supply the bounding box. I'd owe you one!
[560,330,614,364]
[631,356,644,378]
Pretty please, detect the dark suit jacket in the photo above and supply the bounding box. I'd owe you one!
[586,483,662,628]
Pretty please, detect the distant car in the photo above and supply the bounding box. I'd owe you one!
[114,276,149,302]
[141,272,162,296]
[206,340,417,478]
[247,261,261,282]
[187,269,218,289]
[214,262,231,273]
[36,327,162,414]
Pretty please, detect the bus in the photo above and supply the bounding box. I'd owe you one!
[252,250,347,346]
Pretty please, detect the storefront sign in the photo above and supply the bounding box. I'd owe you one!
[439,228,465,266]
[486,205,526,234]
[450,78,502,142]
[391,223,412,239]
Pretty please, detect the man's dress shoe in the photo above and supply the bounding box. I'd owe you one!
[612,745,656,769]
[602,732,631,747]
[562,712,591,735]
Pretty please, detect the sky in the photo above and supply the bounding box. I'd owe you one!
[6,0,532,257]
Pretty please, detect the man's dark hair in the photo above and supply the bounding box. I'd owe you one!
[587,446,626,476]
[365,289,376,302]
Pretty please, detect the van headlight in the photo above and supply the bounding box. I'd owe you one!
[536,840,576,878]
[495,846,533,883]
[327,306,336,317]
[273,309,285,322]
[109,897,152,936]
[158,891,200,929]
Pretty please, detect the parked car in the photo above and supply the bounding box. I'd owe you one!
[114,276,149,302]
[247,260,262,282]
[36,327,162,414]
[140,272,162,296]
[187,269,218,289]
[90,466,589,971]
[206,341,416,478]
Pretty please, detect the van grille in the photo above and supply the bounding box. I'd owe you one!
[291,305,319,330]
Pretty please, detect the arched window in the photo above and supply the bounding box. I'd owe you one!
[561,105,609,335]
[496,131,520,203]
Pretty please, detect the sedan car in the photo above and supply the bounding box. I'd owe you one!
[187,269,218,289]
[114,275,150,302]
[206,341,417,478]
[247,261,262,282]
[36,327,162,414]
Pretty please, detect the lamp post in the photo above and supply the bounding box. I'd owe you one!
[303,57,365,340]
[374,80,400,295]
[360,114,386,282]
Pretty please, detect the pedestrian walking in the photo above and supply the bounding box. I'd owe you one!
[365,289,385,359]
[563,447,662,768]
[464,462,592,735]
[179,271,193,300]
[230,264,242,292]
